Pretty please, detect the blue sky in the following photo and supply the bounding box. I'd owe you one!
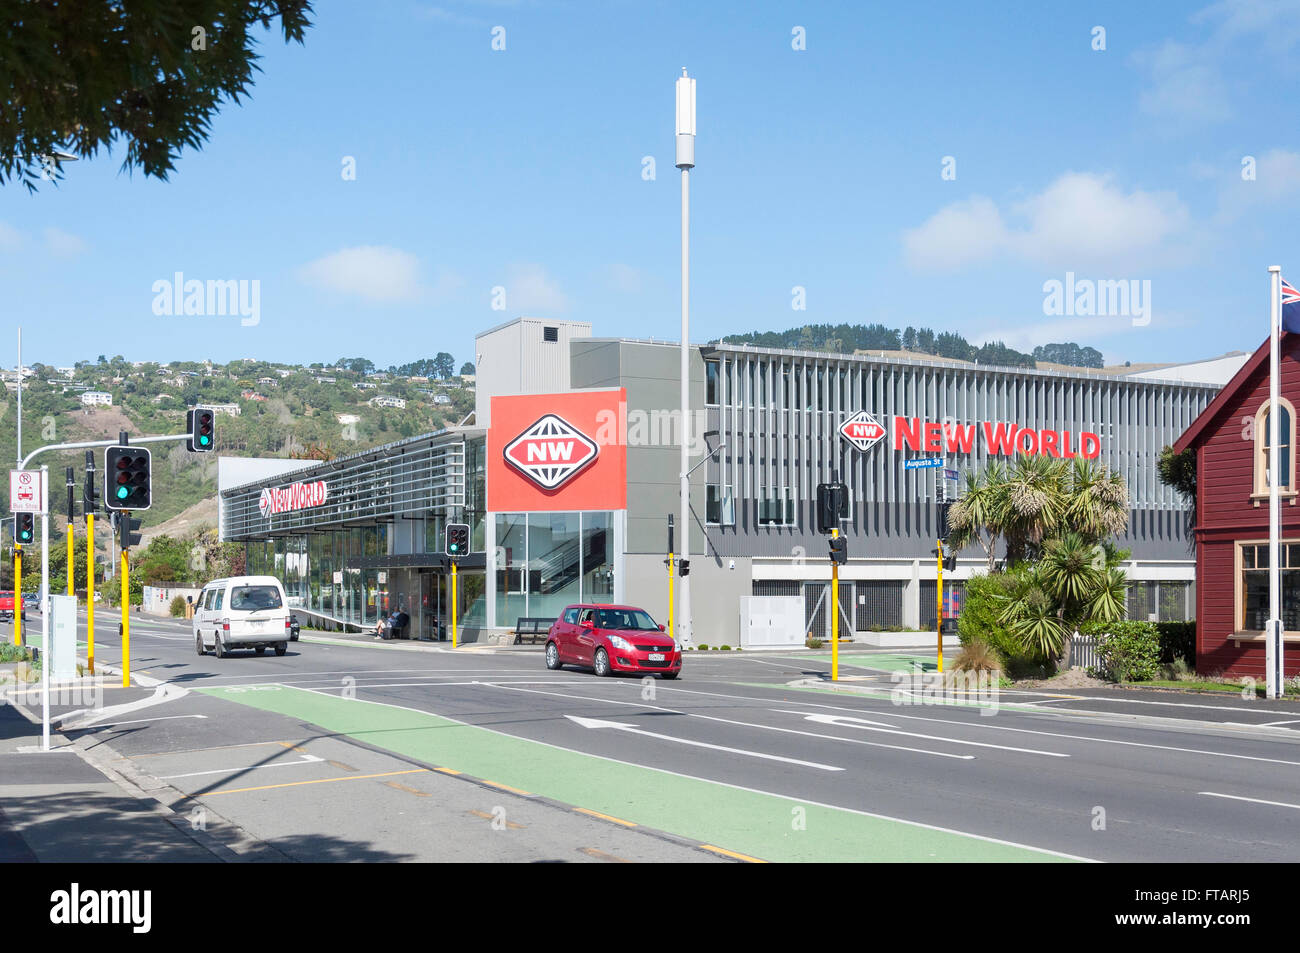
[3,0,1299,370]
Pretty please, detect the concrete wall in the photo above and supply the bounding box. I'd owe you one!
[475,317,592,427]
[624,553,751,646]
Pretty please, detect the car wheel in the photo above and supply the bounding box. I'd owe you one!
[274,642,288,657]
[661,671,679,680]
[214,634,226,659]
[545,642,562,670]
[195,634,205,656]
[593,648,610,677]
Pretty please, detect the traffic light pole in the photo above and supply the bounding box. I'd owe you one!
[40,465,50,751]
[86,512,95,674]
[19,432,189,471]
[120,514,130,688]
[451,560,458,649]
[65,468,74,597]
[666,515,675,642]
[831,527,840,682]
[936,539,944,675]
[12,546,21,646]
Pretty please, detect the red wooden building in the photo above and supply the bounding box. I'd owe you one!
[1174,334,1300,678]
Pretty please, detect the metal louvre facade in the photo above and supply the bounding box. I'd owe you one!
[222,431,469,540]
[702,345,1218,559]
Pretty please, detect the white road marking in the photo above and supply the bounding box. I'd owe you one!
[479,680,973,760]
[56,682,189,730]
[772,710,1070,758]
[565,714,844,771]
[86,714,208,729]
[269,684,1095,862]
[1200,791,1300,811]
[158,753,324,780]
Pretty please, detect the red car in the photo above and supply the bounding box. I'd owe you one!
[546,604,681,679]
[0,590,25,622]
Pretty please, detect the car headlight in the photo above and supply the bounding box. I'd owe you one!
[609,635,634,651]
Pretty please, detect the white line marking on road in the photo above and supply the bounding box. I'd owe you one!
[565,714,844,771]
[266,684,1095,862]
[86,714,208,729]
[56,682,189,729]
[771,710,1070,758]
[625,682,1300,768]
[1200,791,1300,811]
[480,680,974,760]
[1259,719,1300,727]
[158,753,324,780]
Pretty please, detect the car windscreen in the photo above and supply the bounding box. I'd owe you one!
[596,609,660,631]
[230,586,283,611]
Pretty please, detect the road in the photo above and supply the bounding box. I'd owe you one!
[7,609,1300,862]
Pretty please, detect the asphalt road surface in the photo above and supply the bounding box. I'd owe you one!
[8,609,1300,863]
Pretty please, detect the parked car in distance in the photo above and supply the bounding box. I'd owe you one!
[194,576,292,658]
[0,590,26,622]
[546,604,681,678]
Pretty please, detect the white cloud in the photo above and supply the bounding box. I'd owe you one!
[1133,41,1232,124]
[605,263,645,294]
[903,173,1192,272]
[42,227,85,257]
[297,245,423,302]
[505,263,569,314]
[1217,149,1300,221]
[0,222,22,252]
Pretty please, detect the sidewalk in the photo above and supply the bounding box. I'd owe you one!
[0,701,224,862]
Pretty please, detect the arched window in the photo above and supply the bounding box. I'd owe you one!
[1254,398,1297,498]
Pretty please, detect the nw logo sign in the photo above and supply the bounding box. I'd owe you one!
[503,414,599,490]
[839,411,886,452]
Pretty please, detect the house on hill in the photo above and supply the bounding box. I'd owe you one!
[1174,335,1300,678]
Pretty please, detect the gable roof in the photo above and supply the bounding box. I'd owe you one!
[1174,335,1278,452]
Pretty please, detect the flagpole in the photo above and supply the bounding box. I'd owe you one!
[1268,265,1283,699]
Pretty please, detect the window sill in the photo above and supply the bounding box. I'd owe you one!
[1231,631,1300,645]
[1250,492,1298,506]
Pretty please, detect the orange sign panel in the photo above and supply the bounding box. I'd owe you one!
[488,390,627,512]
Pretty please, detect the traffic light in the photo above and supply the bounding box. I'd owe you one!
[937,500,952,542]
[187,408,215,452]
[15,513,34,545]
[678,558,690,576]
[445,522,470,558]
[104,446,152,511]
[816,482,847,534]
[119,515,143,550]
[829,536,847,565]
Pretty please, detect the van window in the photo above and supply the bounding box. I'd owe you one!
[214,589,224,611]
[203,590,215,610]
[230,586,283,611]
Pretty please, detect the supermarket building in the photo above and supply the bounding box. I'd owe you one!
[219,318,1229,644]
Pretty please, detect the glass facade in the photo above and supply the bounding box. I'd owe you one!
[245,525,391,630]
[493,511,613,625]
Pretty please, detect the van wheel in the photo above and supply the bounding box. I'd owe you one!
[196,634,206,656]
[274,643,288,657]
[214,634,226,659]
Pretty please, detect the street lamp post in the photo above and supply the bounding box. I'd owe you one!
[676,68,696,648]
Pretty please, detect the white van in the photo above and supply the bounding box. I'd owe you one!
[194,576,292,658]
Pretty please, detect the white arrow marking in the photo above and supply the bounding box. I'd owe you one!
[772,711,1069,758]
[565,715,844,772]
[159,754,324,780]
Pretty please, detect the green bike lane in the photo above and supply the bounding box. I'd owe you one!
[198,683,1083,863]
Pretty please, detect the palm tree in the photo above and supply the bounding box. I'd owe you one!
[947,462,1008,573]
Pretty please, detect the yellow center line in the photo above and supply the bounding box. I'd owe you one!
[699,844,767,863]
[199,768,431,796]
[481,779,531,796]
[579,847,630,863]
[434,767,461,775]
[574,807,638,828]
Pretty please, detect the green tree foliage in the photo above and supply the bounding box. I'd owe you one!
[1,1,314,192]
[459,362,475,376]
[1157,445,1196,500]
[1032,342,1105,369]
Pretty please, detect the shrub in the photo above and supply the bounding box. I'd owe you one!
[951,637,1003,673]
[806,638,824,649]
[696,644,709,651]
[1154,621,1195,667]
[1082,620,1161,682]
[719,645,731,651]
[169,596,187,617]
[959,572,1048,678]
